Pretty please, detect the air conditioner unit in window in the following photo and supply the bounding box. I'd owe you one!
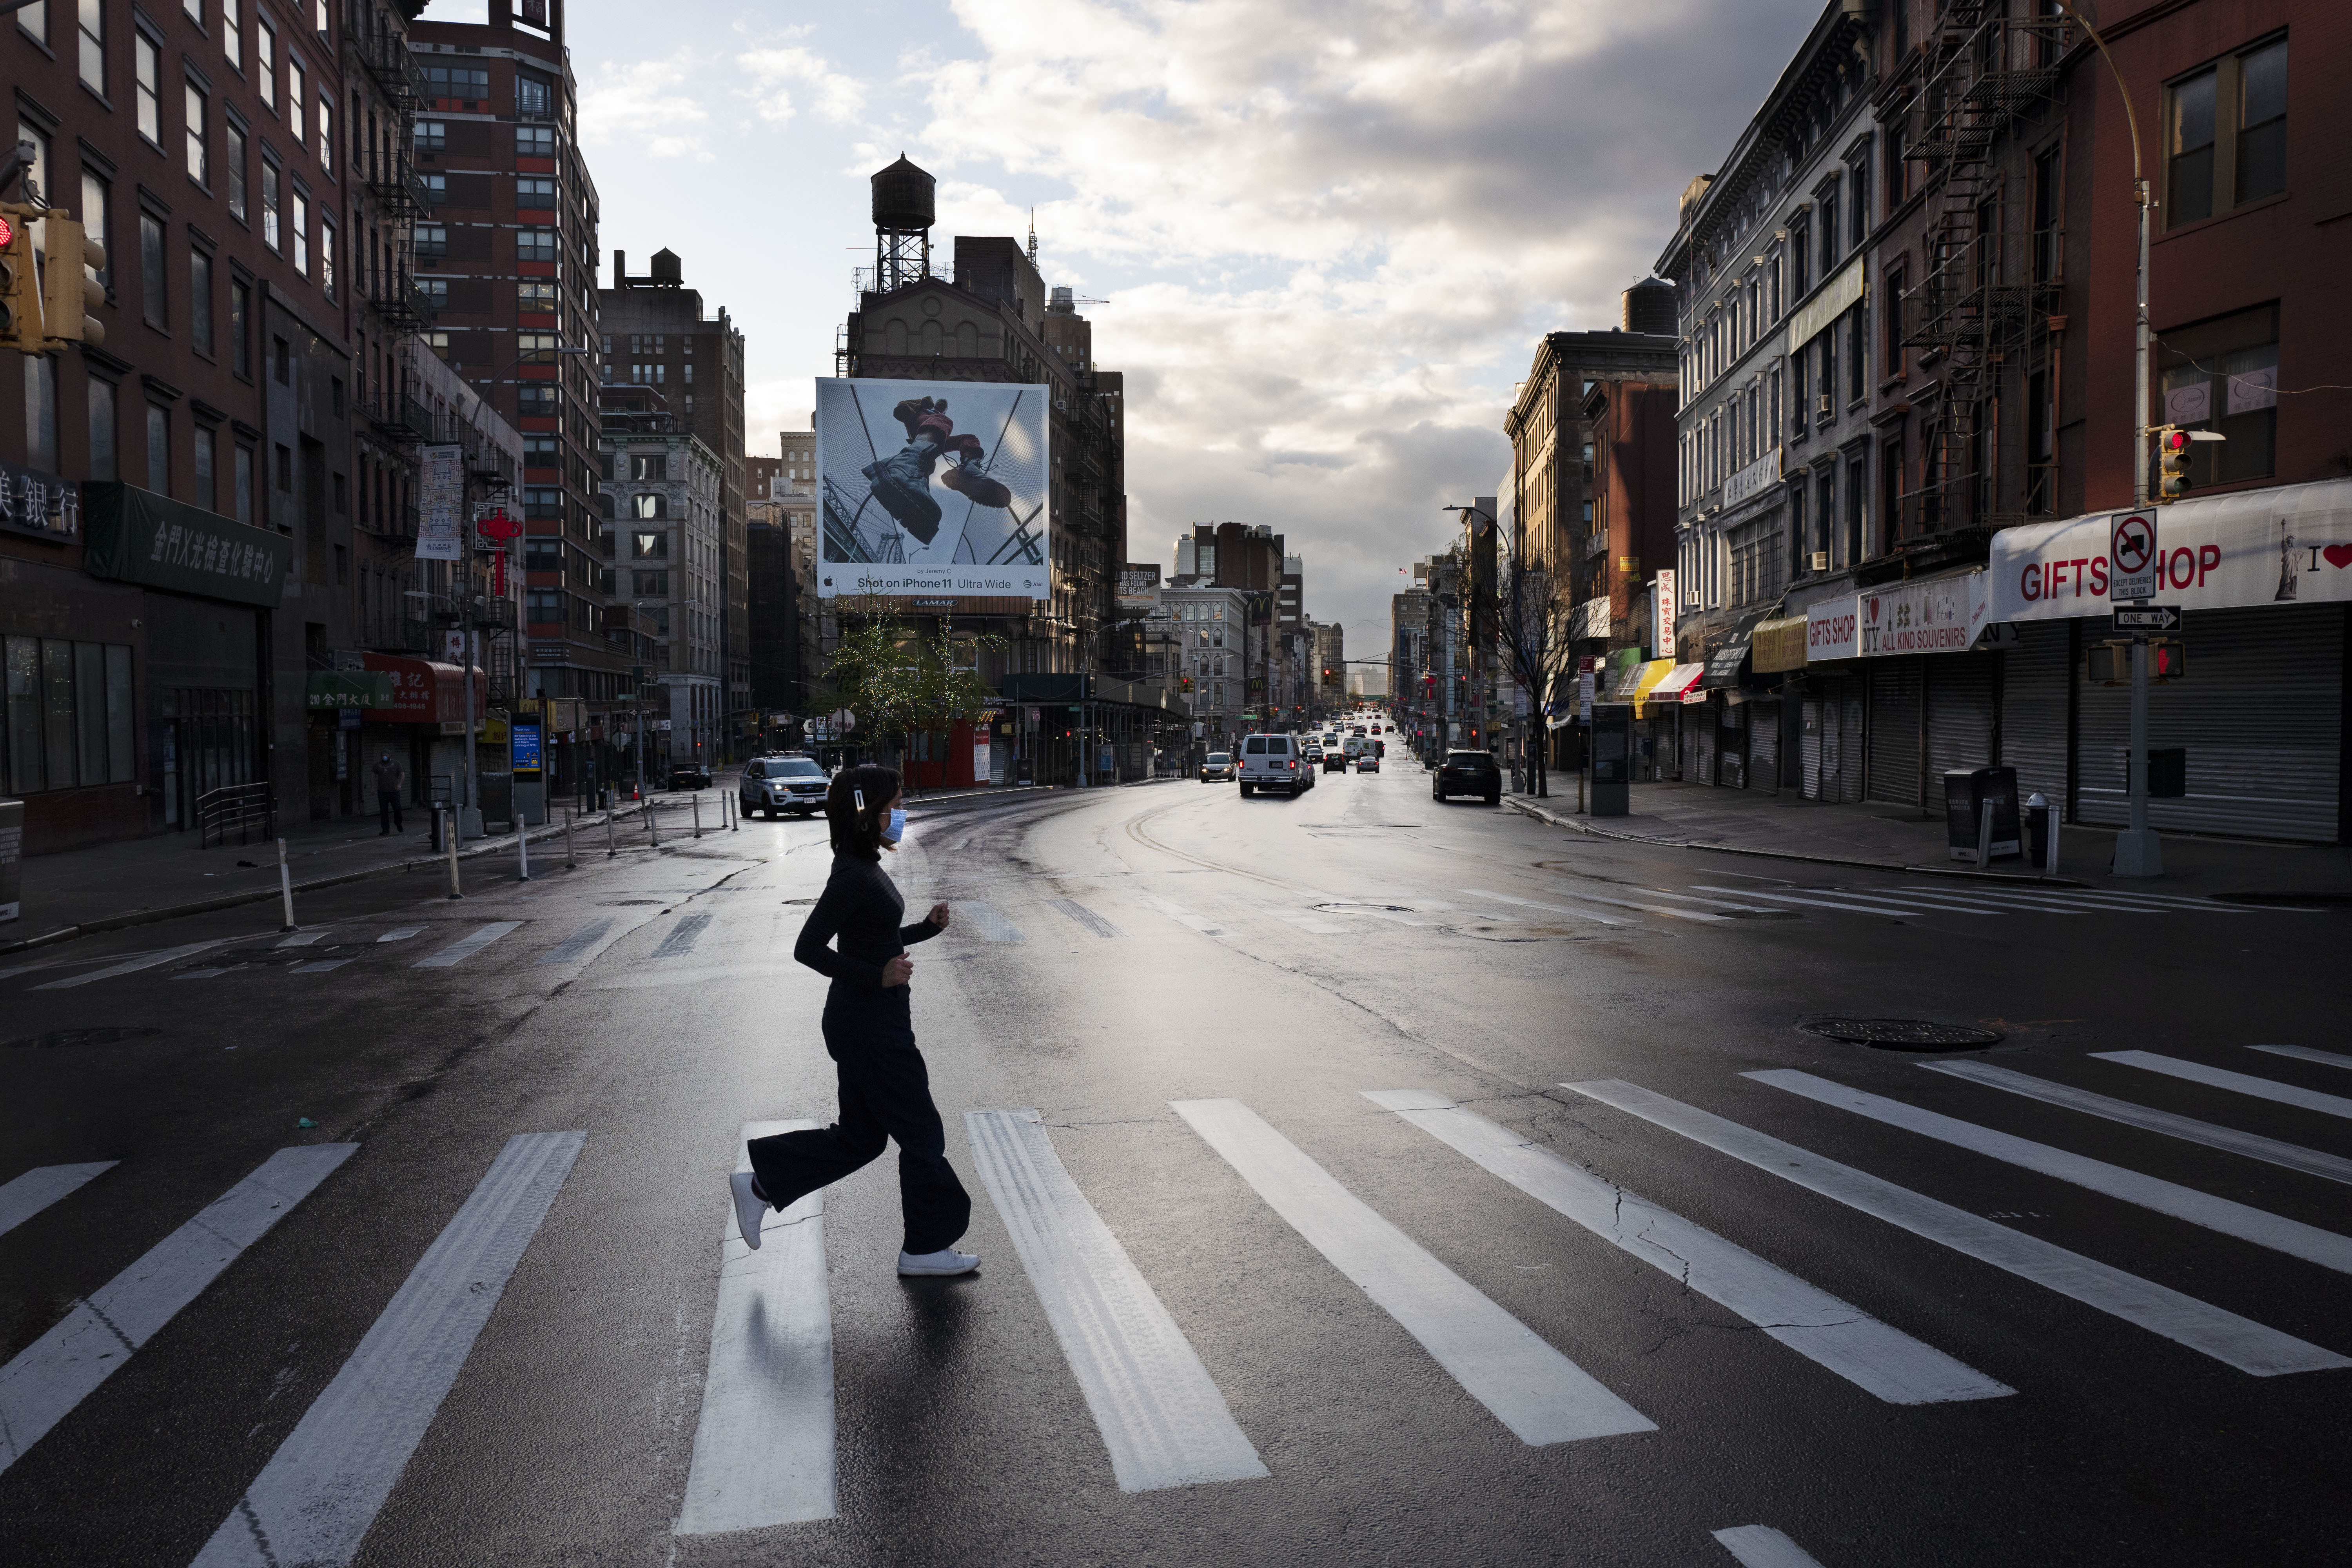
[1809,551,1829,572]
[1818,393,1834,414]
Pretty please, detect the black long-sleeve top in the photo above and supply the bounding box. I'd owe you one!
[793,853,941,989]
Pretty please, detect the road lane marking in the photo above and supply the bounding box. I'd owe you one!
[536,918,617,966]
[1895,886,2155,915]
[676,1120,835,1534]
[1918,1060,2352,1187]
[1458,888,1631,927]
[956,901,1026,943]
[1620,888,1784,913]
[411,921,523,969]
[2247,1044,2352,1073]
[651,912,714,959]
[1048,898,1124,938]
[1687,886,1960,917]
[2092,1052,2352,1121]
[192,1132,584,1567]
[1714,1524,1831,1567]
[0,1144,356,1474]
[1840,887,2080,915]
[31,940,230,989]
[1365,1091,2009,1405]
[1172,1097,1655,1445]
[1144,895,1225,938]
[276,931,330,948]
[1562,1079,2349,1377]
[0,1163,117,1240]
[1749,1071,2352,1278]
[290,960,352,975]
[376,927,426,943]
[967,1110,1268,1492]
[1509,885,1728,922]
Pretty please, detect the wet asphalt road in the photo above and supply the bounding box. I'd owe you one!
[2,757,2346,1567]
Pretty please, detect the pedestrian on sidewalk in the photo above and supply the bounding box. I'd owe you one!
[730,765,978,1277]
[373,752,406,835]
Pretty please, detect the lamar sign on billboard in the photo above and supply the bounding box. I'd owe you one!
[1987,477,2352,621]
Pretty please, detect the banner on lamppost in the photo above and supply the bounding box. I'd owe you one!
[416,445,465,561]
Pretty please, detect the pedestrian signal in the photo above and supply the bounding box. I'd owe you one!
[2156,427,2192,500]
[2089,638,2186,684]
[39,212,105,348]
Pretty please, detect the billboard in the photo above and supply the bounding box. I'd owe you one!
[815,377,1051,599]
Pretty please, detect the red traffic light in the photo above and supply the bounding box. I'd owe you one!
[0,215,12,249]
[2160,429,2192,454]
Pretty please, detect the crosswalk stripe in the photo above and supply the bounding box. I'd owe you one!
[1145,896,1226,937]
[1562,1078,2350,1377]
[1920,1060,2352,1187]
[967,1110,1269,1492]
[1749,1070,2352,1278]
[0,1162,117,1240]
[1459,888,1632,927]
[2247,1044,2352,1073]
[173,968,235,980]
[32,940,229,989]
[651,912,713,959]
[1048,898,1124,938]
[536,918,616,966]
[1622,887,1785,913]
[1896,886,2159,915]
[676,1120,835,1534]
[192,1131,584,1567]
[1364,1091,2011,1405]
[1849,886,2085,915]
[2093,1052,2352,1121]
[1172,1097,1655,1445]
[1528,885,1729,922]
[290,959,351,975]
[2024,887,2243,911]
[411,921,523,969]
[1279,915,1350,934]
[1713,1523,1831,1568]
[956,901,1026,943]
[1688,886,1954,917]
[276,931,329,948]
[376,927,425,943]
[0,1144,356,1474]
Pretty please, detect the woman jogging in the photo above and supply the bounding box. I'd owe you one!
[729,764,980,1277]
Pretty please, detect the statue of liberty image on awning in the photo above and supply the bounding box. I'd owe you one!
[815,376,1052,599]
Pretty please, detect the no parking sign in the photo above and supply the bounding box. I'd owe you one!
[2111,510,2158,601]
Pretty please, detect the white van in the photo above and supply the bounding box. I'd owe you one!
[1236,733,1305,797]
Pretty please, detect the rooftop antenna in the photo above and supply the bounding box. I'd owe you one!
[1026,209,1037,265]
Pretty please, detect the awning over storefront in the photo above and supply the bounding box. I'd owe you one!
[358,654,483,729]
[1648,663,1706,704]
[305,670,396,709]
[1700,634,1753,688]
[80,483,290,606]
[1620,658,1678,717]
[1751,614,1809,673]
[1986,476,2352,621]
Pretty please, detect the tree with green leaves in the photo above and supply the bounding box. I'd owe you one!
[815,597,1004,786]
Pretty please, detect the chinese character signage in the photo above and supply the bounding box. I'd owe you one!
[417,445,465,562]
[80,483,289,607]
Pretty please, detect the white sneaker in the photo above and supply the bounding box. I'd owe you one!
[897,1247,980,1277]
[730,1171,768,1250]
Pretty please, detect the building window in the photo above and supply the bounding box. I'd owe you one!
[631,453,667,481]
[140,212,167,326]
[631,529,667,558]
[2025,367,2053,515]
[285,56,305,142]
[526,588,564,624]
[416,276,448,308]
[146,404,169,491]
[516,124,554,158]
[257,15,275,111]
[225,120,247,220]
[184,83,209,183]
[523,484,562,519]
[1790,345,1808,439]
[516,176,557,208]
[632,493,668,521]
[16,0,45,43]
[516,331,559,363]
[190,246,213,350]
[194,425,215,509]
[414,120,446,153]
[80,171,111,296]
[420,64,489,102]
[261,158,280,249]
[2236,37,2288,204]
[230,277,250,375]
[1790,214,1809,299]
[1818,187,1839,276]
[516,228,556,264]
[319,214,334,297]
[1816,467,1836,564]
[414,222,447,258]
[517,280,555,311]
[516,69,554,120]
[222,0,239,67]
[419,172,446,204]
[273,334,289,384]
[1849,151,1870,249]
[133,33,164,140]
[78,0,104,93]
[2,637,138,793]
[87,378,118,482]
[635,570,668,596]
[290,188,308,274]
[2165,40,2283,227]
[515,383,557,417]
[2157,301,2277,486]
[1849,301,1867,402]
[234,443,253,520]
[317,95,331,175]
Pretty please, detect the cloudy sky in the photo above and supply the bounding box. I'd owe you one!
[429,0,1821,657]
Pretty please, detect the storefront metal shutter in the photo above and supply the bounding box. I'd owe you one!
[2076,604,2342,841]
[1749,699,1780,790]
[1695,712,1716,784]
[1801,700,1823,798]
[1867,659,1922,806]
[1840,691,1865,803]
[1925,653,1998,811]
[1999,621,2071,819]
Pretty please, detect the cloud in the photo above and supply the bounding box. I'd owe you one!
[740,42,869,125]
[578,55,713,159]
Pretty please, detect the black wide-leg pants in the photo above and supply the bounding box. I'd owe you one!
[746,986,971,1256]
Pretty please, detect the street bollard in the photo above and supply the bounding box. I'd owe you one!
[693,795,702,838]
[518,810,531,882]
[648,798,659,849]
[606,806,617,859]
[276,837,296,932]
[2045,810,2062,877]
[1977,800,1995,869]
[445,807,463,899]
[728,791,738,831]
[566,808,577,870]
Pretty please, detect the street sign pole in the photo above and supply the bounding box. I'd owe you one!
[2109,512,2163,877]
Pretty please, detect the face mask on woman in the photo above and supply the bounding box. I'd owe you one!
[884,807,907,845]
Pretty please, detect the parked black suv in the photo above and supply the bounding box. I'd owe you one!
[1432,749,1501,805]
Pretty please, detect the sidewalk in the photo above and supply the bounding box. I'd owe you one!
[1502,778,2352,898]
[0,773,1133,955]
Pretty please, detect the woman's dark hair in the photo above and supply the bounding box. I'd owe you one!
[826,765,902,860]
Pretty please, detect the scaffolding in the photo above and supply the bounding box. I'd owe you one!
[1893,2,2076,538]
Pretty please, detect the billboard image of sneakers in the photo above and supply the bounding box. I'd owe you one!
[815,377,1051,600]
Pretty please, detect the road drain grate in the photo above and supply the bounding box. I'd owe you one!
[1797,1018,2002,1051]
[6,1026,164,1050]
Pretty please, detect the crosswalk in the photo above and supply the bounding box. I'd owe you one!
[4,1044,2343,1559]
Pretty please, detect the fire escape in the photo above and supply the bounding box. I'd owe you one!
[1893,2,2073,540]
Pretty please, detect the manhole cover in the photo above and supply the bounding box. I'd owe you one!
[1314,902,1413,913]
[1797,1018,2002,1051]
[2211,891,2352,909]
[599,899,664,906]
[5,1025,163,1049]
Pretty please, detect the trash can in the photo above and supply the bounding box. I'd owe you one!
[1943,766,2021,862]
[1590,704,1632,817]
[2023,792,2054,869]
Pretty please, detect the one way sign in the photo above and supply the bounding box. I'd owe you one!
[2113,604,2182,631]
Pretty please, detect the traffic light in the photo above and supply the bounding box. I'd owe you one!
[38,211,105,348]
[2156,426,2192,500]
[0,205,41,354]
[2149,638,2187,681]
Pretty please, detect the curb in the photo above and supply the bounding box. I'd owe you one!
[1499,794,2091,888]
